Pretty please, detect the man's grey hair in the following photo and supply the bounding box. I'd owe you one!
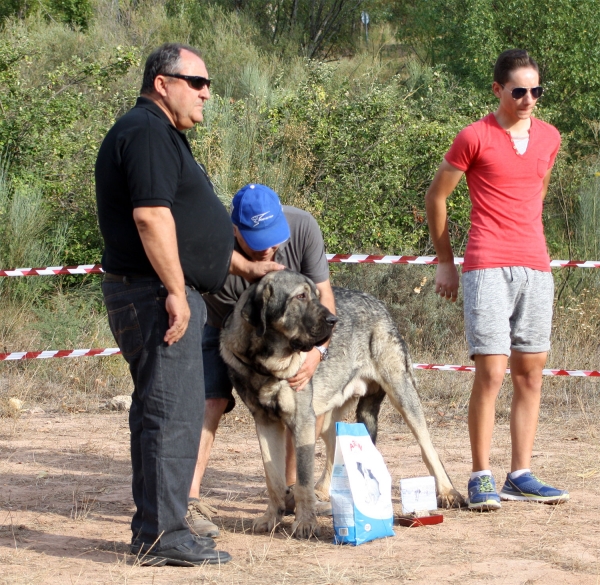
[140,43,203,95]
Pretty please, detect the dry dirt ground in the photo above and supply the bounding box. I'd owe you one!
[1,393,599,585]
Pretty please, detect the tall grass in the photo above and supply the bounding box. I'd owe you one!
[195,85,313,206]
[577,170,600,263]
[333,261,600,424]
[0,155,122,416]
[0,162,66,303]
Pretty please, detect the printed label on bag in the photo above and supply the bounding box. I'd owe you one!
[330,422,394,545]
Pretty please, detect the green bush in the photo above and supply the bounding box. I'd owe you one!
[0,0,31,22]
[47,0,93,29]
[0,33,138,265]
[270,61,489,254]
[0,160,66,302]
[191,58,489,256]
[0,0,93,28]
[0,0,594,270]
[400,0,600,151]
[578,172,600,261]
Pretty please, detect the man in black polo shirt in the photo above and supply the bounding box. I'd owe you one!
[96,43,282,567]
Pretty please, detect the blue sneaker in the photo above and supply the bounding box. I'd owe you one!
[499,472,570,504]
[467,475,502,510]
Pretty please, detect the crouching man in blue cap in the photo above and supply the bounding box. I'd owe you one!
[186,184,336,537]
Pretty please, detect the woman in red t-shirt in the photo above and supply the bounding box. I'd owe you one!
[425,49,569,511]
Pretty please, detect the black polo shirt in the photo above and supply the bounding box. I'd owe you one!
[95,96,233,293]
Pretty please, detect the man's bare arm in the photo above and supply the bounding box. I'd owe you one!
[425,160,464,302]
[133,206,189,345]
[229,249,285,282]
[315,279,336,324]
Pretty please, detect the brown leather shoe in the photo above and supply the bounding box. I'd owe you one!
[186,498,220,538]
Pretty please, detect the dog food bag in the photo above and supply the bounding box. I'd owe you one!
[330,422,394,545]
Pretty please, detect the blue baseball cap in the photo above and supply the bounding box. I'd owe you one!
[231,184,290,251]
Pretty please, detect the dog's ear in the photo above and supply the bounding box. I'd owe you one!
[241,282,272,337]
[256,283,272,337]
[241,285,258,326]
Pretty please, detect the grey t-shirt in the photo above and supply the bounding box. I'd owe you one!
[204,206,330,328]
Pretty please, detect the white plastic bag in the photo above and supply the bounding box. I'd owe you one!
[329,422,394,545]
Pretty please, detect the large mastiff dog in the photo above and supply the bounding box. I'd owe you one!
[221,270,464,538]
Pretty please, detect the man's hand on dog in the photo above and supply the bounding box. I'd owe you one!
[435,262,459,302]
[230,250,285,283]
[287,348,321,392]
[244,260,285,282]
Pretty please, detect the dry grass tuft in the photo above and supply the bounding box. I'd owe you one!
[0,288,131,417]
[333,263,600,425]
[70,491,98,522]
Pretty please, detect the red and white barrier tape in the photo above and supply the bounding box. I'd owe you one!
[0,348,597,376]
[0,265,104,277]
[413,364,600,377]
[0,348,121,360]
[1,257,600,276]
[326,254,600,268]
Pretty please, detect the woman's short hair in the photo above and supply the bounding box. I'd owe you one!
[493,49,539,85]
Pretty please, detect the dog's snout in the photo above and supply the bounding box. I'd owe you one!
[326,315,338,326]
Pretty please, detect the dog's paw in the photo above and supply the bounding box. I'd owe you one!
[313,486,329,502]
[252,512,280,533]
[437,489,467,509]
[291,518,321,539]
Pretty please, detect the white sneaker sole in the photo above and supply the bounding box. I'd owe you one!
[467,499,502,510]
[499,491,570,504]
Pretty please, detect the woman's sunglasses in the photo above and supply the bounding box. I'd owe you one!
[163,73,211,90]
[501,85,544,100]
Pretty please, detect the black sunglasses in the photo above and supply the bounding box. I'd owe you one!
[501,85,544,100]
[163,73,211,90]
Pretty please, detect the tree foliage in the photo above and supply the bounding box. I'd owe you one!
[400,0,600,150]
[0,0,93,28]
[204,0,365,57]
[274,62,488,253]
[0,35,138,263]
[0,0,32,21]
[0,0,594,273]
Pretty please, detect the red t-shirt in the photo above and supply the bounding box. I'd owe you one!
[444,113,560,272]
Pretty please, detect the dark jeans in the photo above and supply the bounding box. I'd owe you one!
[102,276,206,551]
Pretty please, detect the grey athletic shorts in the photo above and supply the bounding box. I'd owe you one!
[462,267,554,359]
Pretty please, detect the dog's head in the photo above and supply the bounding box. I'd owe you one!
[240,270,337,352]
